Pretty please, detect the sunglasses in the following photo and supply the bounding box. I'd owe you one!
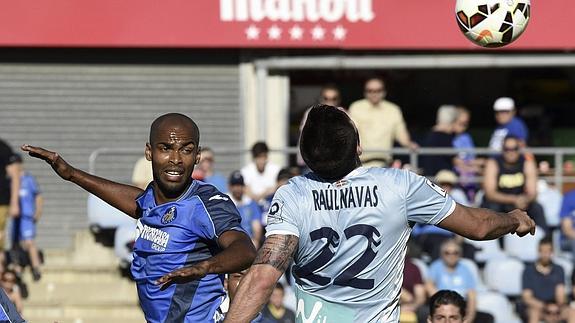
[322,96,340,102]
[365,88,384,94]
[443,250,460,256]
[503,146,519,152]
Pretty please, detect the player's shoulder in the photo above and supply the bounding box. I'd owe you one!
[194,181,231,204]
[365,167,414,183]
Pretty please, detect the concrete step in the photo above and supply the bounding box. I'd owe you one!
[22,300,145,323]
[25,280,138,303]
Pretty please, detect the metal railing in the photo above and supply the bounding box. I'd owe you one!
[89,146,575,189]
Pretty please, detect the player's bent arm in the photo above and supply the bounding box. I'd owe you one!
[207,230,257,274]
[437,203,535,240]
[22,145,143,218]
[224,234,299,323]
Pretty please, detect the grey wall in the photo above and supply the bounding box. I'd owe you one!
[0,64,242,248]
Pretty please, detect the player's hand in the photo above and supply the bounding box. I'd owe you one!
[508,209,536,237]
[155,262,209,290]
[21,145,74,181]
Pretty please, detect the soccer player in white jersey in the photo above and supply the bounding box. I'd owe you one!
[224,104,536,323]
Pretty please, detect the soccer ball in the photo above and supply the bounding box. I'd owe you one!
[455,0,531,47]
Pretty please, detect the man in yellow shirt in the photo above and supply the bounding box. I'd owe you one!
[349,77,418,167]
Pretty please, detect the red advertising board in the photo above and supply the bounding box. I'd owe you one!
[0,0,568,50]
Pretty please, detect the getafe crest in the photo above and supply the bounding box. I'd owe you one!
[161,206,177,224]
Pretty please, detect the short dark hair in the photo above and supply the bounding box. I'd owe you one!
[251,141,269,158]
[539,235,553,248]
[429,290,466,318]
[300,104,360,181]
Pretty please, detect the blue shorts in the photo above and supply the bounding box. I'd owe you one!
[18,217,36,241]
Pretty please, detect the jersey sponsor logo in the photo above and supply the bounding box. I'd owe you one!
[266,200,284,224]
[312,185,378,211]
[134,220,170,252]
[161,206,177,224]
[209,194,230,201]
[296,299,325,323]
[425,179,447,197]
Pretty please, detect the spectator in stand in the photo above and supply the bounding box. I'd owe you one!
[419,105,457,177]
[260,167,299,217]
[452,107,484,202]
[559,189,575,261]
[298,84,342,170]
[260,283,295,323]
[401,255,427,323]
[488,97,529,152]
[193,147,228,193]
[241,142,281,204]
[131,156,153,190]
[228,171,263,249]
[0,270,22,315]
[482,135,547,234]
[12,154,43,281]
[348,76,418,167]
[427,290,467,323]
[0,139,21,273]
[521,237,570,323]
[425,239,493,323]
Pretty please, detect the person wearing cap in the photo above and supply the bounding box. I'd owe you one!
[228,170,263,249]
[488,97,529,152]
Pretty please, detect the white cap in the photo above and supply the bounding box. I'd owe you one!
[493,97,515,111]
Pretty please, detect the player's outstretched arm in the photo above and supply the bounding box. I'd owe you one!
[438,203,536,240]
[156,230,256,289]
[224,234,299,323]
[21,145,143,218]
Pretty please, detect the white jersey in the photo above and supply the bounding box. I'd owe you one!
[265,167,455,323]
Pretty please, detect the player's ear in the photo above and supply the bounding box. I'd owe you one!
[357,144,363,157]
[145,143,152,161]
[195,146,202,165]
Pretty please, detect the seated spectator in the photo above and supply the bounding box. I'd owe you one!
[560,189,575,260]
[131,156,153,190]
[228,171,263,249]
[0,270,22,315]
[419,105,457,176]
[260,283,295,323]
[192,147,227,193]
[435,170,470,207]
[521,237,570,323]
[488,97,529,152]
[425,239,493,323]
[260,167,299,215]
[427,290,467,323]
[402,255,427,323]
[481,135,548,234]
[452,107,484,202]
[241,142,281,203]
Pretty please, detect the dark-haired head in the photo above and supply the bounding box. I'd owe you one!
[300,104,361,181]
[429,290,466,318]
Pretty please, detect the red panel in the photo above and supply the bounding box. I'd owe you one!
[0,0,569,50]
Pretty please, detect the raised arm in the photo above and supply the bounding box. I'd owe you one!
[224,234,299,323]
[437,203,535,240]
[21,145,143,218]
[156,230,256,289]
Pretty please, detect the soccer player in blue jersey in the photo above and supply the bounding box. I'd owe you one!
[224,104,536,323]
[22,113,256,323]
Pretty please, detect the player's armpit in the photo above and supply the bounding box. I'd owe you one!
[253,234,299,272]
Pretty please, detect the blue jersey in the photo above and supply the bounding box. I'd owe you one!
[132,180,245,323]
[265,167,455,323]
[19,172,40,218]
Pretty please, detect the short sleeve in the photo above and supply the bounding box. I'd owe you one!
[522,266,535,291]
[264,184,301,237]
[404,170,456,225]
[202,196,245,239]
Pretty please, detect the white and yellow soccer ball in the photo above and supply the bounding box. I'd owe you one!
[455,0,531,47]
